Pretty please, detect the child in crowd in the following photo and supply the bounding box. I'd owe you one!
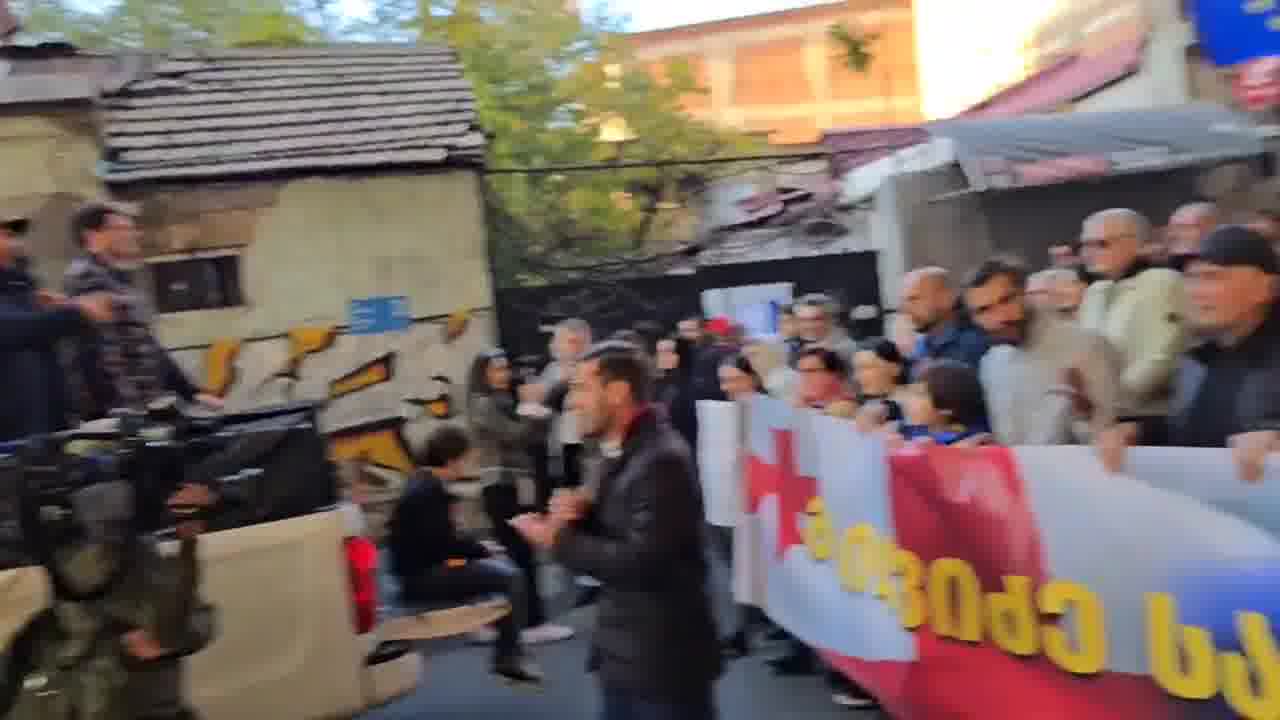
[900,359,992,446]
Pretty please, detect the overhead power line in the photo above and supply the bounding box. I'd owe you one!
[482,151,832,175]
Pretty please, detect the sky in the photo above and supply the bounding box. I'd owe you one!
[338,0,833,32]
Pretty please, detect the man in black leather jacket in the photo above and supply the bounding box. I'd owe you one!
[512,341,722,720]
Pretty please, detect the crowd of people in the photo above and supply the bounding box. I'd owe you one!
[7,193,1280,720]
[385,198,1280,719]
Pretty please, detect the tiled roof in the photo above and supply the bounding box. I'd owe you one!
[97,44,486,184]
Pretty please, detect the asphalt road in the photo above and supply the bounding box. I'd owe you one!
[361,563,888,720]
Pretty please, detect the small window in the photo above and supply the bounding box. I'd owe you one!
[151,254,244,314]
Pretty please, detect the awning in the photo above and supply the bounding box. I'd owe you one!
[927,102,1266,192]
[961,36,1145,118]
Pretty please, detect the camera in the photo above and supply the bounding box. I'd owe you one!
[0,400,272,601]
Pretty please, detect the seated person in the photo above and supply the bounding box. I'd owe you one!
[387,425,541,686]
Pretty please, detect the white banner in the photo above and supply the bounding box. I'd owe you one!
[696,401,741,529]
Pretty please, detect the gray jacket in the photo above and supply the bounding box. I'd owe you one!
[466,392,546,473]
[980,308,1121,445]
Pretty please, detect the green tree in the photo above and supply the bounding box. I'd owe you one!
[829,20,877,74]
[9,0,336,48]
[369,0,765,284]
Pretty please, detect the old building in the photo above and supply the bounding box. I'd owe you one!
[629,0,920,146]
[1,43,497,474]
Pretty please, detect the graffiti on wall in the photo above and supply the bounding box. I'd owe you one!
[173,309,488,477]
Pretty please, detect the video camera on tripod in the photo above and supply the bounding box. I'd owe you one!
[0,398,337,598]
[0,400,264,602]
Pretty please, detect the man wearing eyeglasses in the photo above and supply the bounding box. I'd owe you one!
[1077,209,1188,443]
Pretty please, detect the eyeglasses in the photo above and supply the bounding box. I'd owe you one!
[1080,233,1135,250]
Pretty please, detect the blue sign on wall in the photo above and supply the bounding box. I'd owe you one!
[349,296,411,335]
[1194,0,1280,67]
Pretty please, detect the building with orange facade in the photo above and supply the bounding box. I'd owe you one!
[628,0,920,146]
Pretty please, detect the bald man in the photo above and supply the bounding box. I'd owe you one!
[899,267,990,372]
[1167,202,1219,270]
[1078,209,1187,427]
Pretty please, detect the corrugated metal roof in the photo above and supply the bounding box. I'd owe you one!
[98,44,486,184]
[820,125,928,175]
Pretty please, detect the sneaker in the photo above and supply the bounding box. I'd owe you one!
[493,656,544,687]
[722,630,750,659]
[521,624,575,644]
[573,585,602,608]
[466,627,498,645]
[831,691,876,708]
[767,652,817,676]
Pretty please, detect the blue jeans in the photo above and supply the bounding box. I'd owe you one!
[600,686,717,720]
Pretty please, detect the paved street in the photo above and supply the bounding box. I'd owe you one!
[362,607,885,720]
[362,563,888,720]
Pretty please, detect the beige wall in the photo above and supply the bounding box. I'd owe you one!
[167,308,494,473]
[0,110,104,288]
[142,171,493,348]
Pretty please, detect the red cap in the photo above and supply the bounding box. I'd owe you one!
[705,316,732,337]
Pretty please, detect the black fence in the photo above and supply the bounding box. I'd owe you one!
[494,250,881,362]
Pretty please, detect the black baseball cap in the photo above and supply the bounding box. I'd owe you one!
[1196,225,1279,275]
[0,213,29,236]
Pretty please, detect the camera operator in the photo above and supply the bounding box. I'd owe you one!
[123,481,218,720]
[2,476,218,720]
[0,211,114,443]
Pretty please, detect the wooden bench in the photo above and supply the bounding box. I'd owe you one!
[379,595,512,642]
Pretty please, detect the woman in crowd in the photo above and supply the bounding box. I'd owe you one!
[719,351,764,399]
[744,338,796,401]
[900,359,992,445]
[715,352,770,659]
[655,335,697,451]
[786,346,881,708]
[852,337,908,430]
[794,347,858,418]
[466,349,575,645]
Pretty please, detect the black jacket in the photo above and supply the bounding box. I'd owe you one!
[0,266,87,442]
[553,409,722,699]
[688,343,733,403]
[1159,303,1280,448]
[387,471,488,580]
[655,371,696,453]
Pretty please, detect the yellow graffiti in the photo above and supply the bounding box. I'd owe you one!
[329,354,394,401]
[329,424,414,473]
[279,325,338,378]
[444,309,471,343]
[203,338,242,398]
